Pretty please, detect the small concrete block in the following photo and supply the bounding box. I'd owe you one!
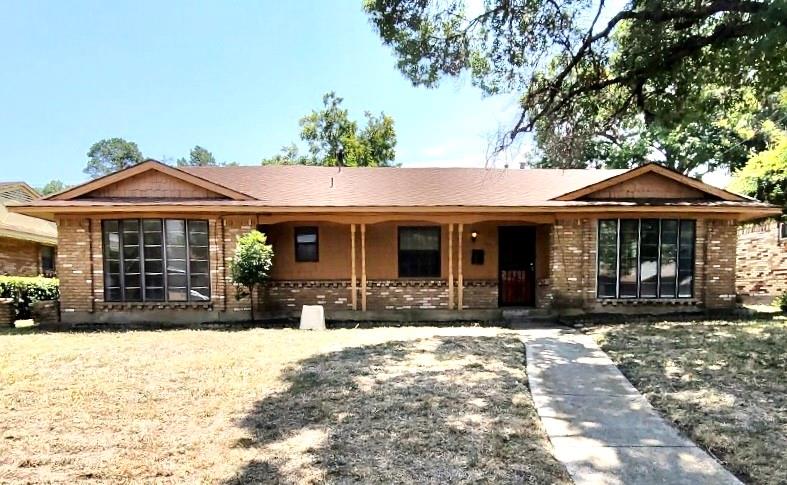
[299,305,325,330]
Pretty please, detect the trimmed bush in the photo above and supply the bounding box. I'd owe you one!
[0,276,59,320]
[775,292,787,312]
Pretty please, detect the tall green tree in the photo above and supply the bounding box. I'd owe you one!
[364,0,787,173]
[176,145,218,167]
[84,138,144,178]
[38,180,69,196]
[262,92,397,166]
[729,125,787,215]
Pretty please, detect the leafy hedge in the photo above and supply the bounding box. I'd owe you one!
[776,292,787,312]
[0,276,59,320]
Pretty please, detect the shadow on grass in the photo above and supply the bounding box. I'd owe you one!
[596,321,787,484]
[224,335,570,484]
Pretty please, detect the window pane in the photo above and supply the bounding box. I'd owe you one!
[295,244,317,262]
[145,274,164,288]
[399,227,440,250]
[145,288,165,301]
[678,220,695,297]
[168,288,188,301]
[296,233,317,244]
[660,220,679,297]
[190,287,211,301]
[188,220,209,246]
[639,220,659,298]
[166,220,187,299]
[190,245,209,260]
[103,221,123,301]
[597,220,618,298]
[618,220,639,297]
[294,227,318,262]
[165,220,186,245]
[398,227,441,277]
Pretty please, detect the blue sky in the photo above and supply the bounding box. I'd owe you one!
[0,1,525,187]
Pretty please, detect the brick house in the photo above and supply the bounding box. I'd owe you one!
[736,219,787,304]
[9,160,780,325]
[0,182,57,276]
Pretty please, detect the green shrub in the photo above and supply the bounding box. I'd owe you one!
[0,276,59,320]
[775,292,787,312]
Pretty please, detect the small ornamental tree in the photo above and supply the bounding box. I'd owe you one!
[229,230,274,322]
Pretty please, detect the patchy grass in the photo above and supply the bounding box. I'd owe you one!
[591,320,787,485]
[0,327,570,484]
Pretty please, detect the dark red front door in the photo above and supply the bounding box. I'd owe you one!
[498,226,536,306]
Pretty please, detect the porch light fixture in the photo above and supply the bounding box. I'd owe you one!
[470,230,478,242]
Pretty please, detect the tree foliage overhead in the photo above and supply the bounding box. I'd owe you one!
[176,145,217,167]
[262,92,397,167]
[84,138,144,178]
[364,0,787,173]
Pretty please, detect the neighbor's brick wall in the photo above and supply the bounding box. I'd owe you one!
[0,298,13,325]
[736,220,787,303]
[0,236,42,276]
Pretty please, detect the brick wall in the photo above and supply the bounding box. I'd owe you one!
[462,280,498,309]
[545,218,595,308]
[736,220,787,303]
[366,280,449,310]
[703,219,737,309]
[543,217,737,311]
[56,217,93,315]
[0,298,12,326]
[0,236,42,276]
[260,280,353,313]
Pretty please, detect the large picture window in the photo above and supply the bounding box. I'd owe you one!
[597,219,695,299]
[398,226,441,277]
[102,219,210,303]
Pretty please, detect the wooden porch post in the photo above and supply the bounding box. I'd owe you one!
[351,223,357,310]
[448,223,454,310]
[458,223,464,310]
[361,223,367,312]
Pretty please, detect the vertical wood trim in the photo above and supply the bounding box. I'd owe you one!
[361,223,367,312]
[458,223,464,310]
[448,223,454,310]
[351,224,357,311]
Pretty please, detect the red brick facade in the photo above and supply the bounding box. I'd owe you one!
[0,236,53,276]
[54,214,739,325]
[736,220,787,304]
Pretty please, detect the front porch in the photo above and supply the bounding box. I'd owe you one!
[251,214,554,318]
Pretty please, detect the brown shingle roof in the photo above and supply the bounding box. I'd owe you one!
[179,165,628,207]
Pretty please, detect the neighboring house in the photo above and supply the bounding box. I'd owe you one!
[736,219,787,304]
[9,160,780,325]
[0,182,57,276]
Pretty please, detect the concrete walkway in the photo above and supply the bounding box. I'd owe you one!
[520,328,741,485]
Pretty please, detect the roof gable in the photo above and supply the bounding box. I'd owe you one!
[49,160,253,201]
[0,182,41,204]
[552,163,748,202]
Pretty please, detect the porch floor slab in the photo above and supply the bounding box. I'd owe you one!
[519,328,740,485]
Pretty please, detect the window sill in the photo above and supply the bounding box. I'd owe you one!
[596,298,698,305]
[98,302,213,311]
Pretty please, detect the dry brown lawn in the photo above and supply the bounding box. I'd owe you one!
[0,326,570,484]
[591,320,787,485]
